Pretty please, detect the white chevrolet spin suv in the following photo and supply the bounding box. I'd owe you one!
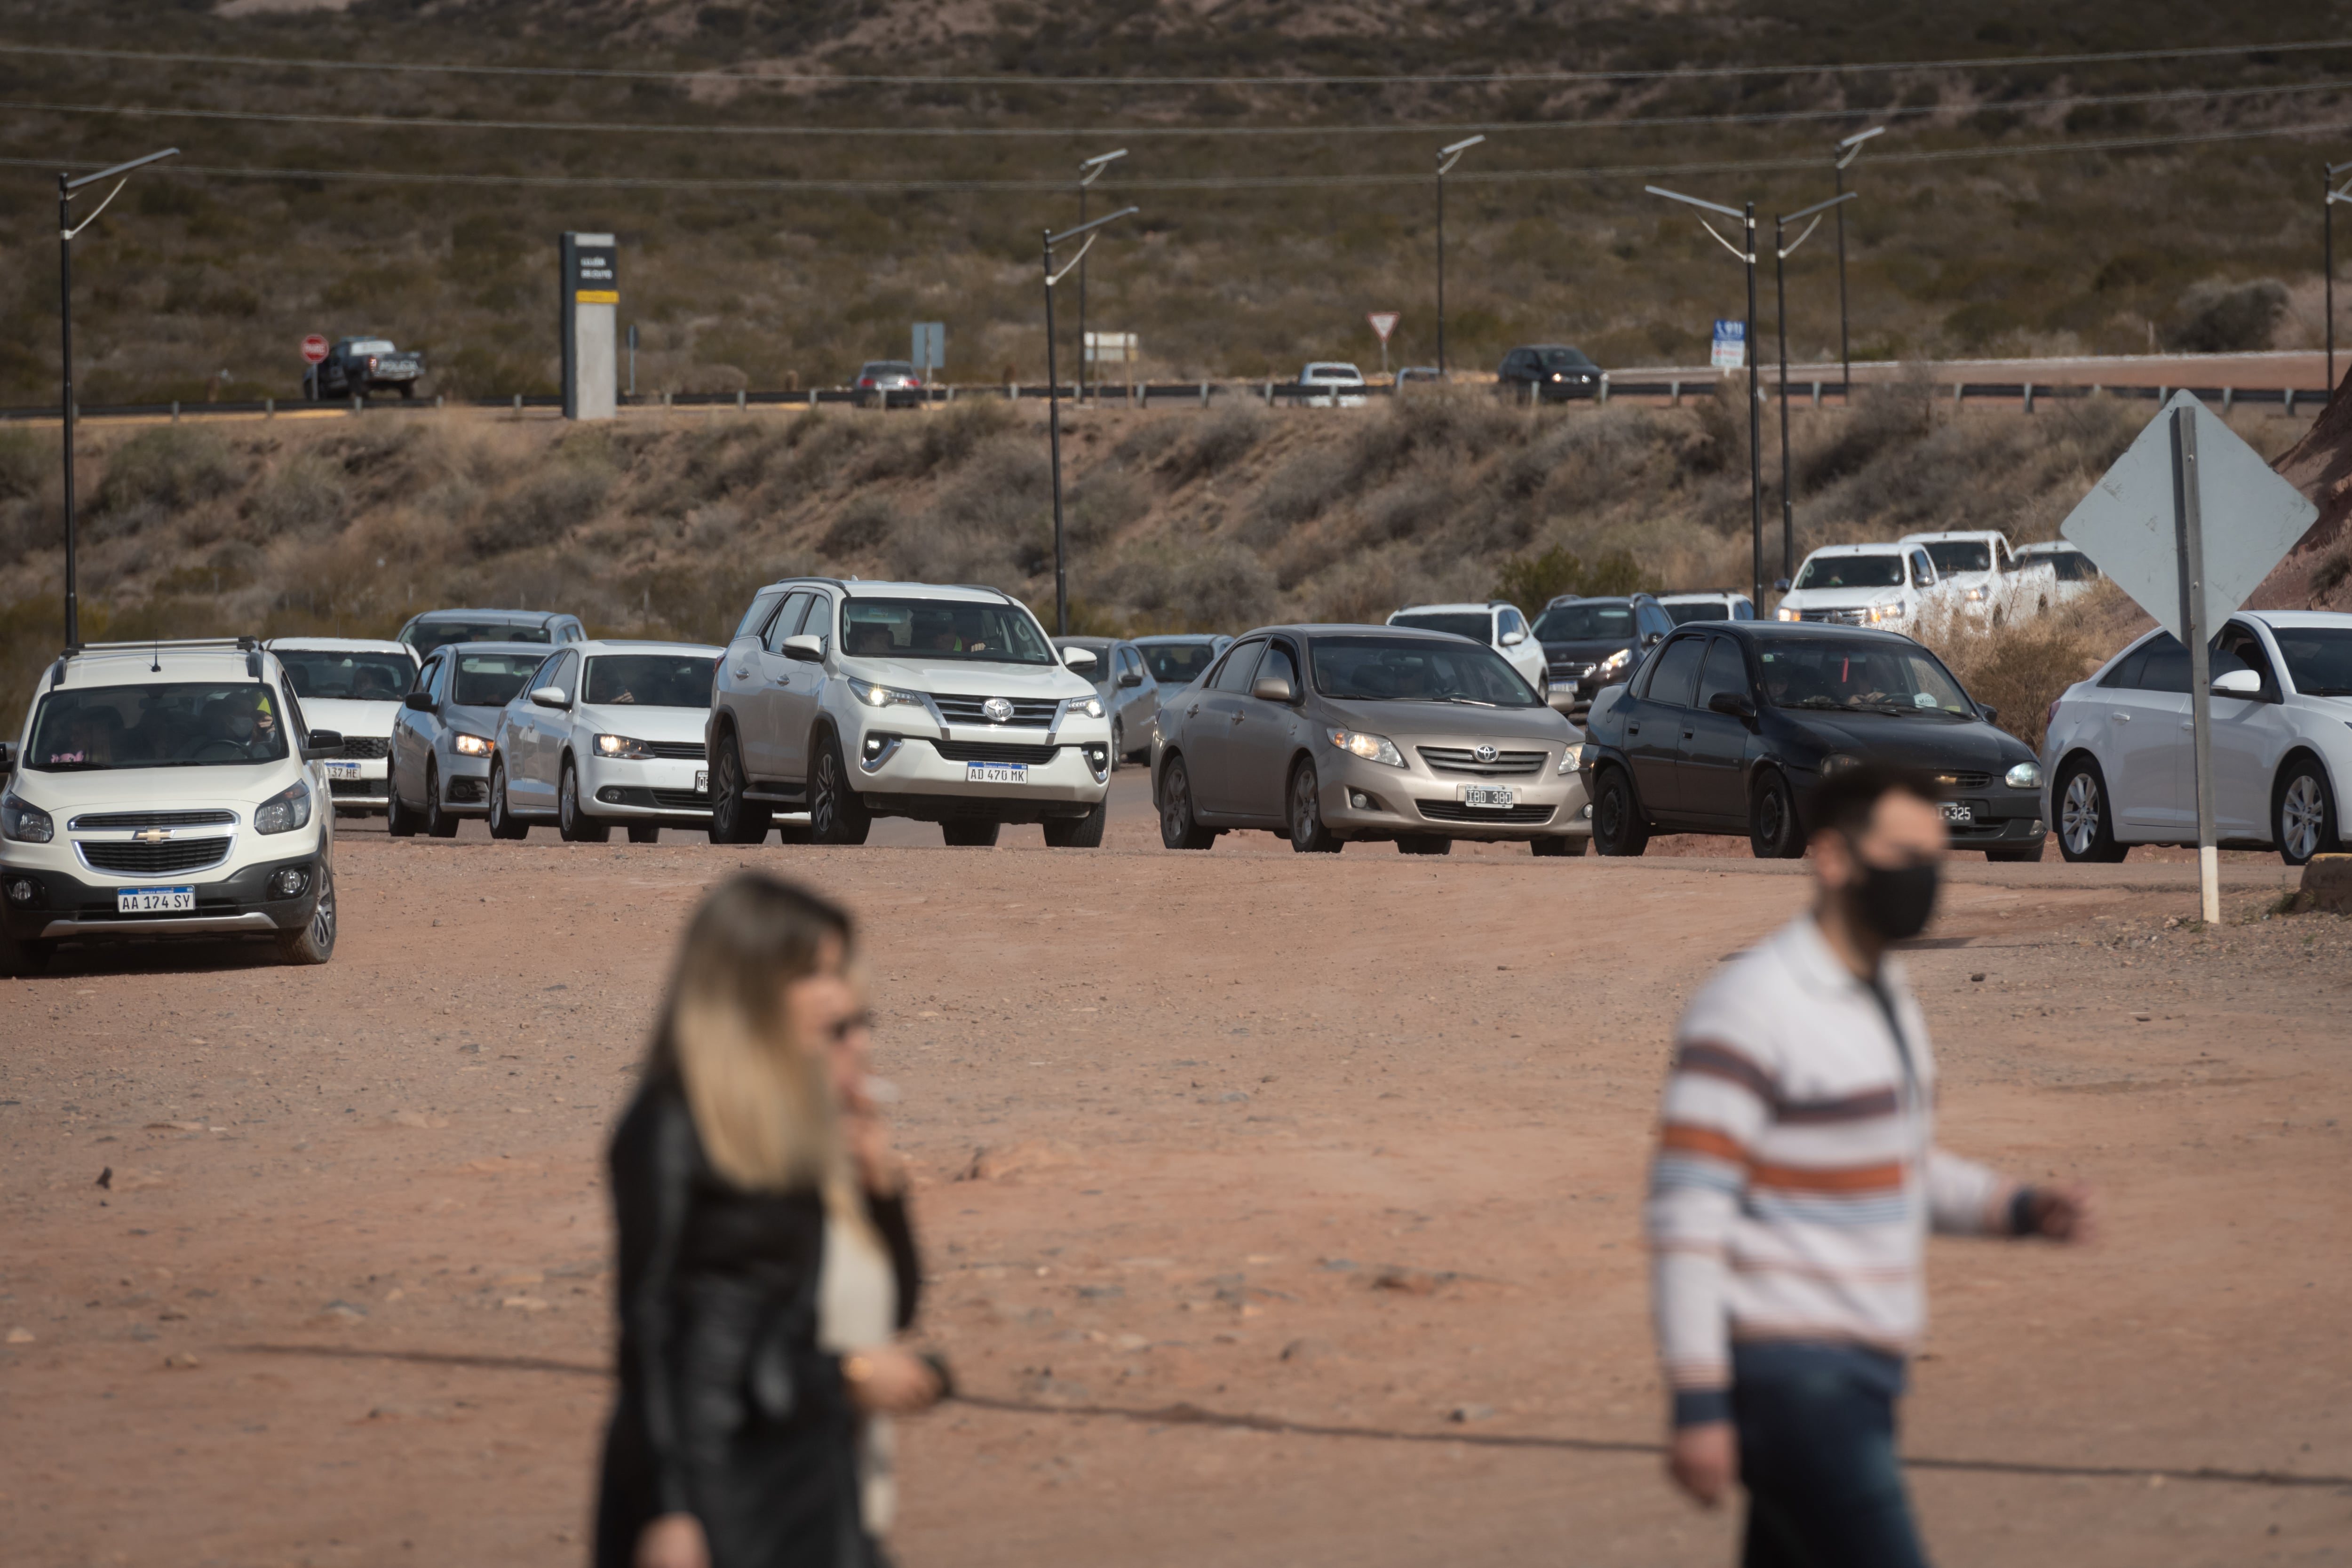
[707,580,1113,847]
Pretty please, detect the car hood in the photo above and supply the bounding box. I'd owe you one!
[7,760,297,811]
[1319,697,1575,747]
[1774,709,2034,768]
[299,697,402,739]
[845,655,1095,700]
[1780,585,1907,609]
[442,703,507,737]
[571,702,711,742]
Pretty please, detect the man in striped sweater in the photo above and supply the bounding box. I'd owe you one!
[1647,762,2090,1567]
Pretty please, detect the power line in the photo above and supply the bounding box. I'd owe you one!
[6,117,2345,195]
[4,78,2344,141]
[0,36,2348,89]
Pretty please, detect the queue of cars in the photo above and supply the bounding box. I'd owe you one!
[1775,529,2087,631]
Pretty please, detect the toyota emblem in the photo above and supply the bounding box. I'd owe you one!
[1473,744,1498,764]
[982,697,1014,723]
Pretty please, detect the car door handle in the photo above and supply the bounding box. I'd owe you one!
[2111,712,2130,722]
[1188,704,1200,718]
[731,666,748,679]
[2180,720,2193,731]
[1681,729,1694,740]
[1230,713,1244,725]
[1626,722,1640,735]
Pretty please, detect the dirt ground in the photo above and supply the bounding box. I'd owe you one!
[2,777,2347,1568]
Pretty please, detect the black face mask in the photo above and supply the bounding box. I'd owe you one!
[1848,859,1940,941]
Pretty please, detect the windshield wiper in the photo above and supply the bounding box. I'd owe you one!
[2298,686,2352,696]
[1441,695,1498,707]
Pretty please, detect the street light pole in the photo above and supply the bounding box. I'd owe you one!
[1076,149,1126,405]
[1435,136,1484,378]
[1832,126,1882,401]
[2328,159,2352,395]
[1043,205,1138,635]
[1648,182,1766,610]
[56,146,177,648]
[1774,192,1857,585]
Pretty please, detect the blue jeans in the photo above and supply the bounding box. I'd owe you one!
[1731,1342,1927,1568]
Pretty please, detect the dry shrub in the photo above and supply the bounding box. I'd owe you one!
[1306,553,1437,626]
[1338,390,1516,493]
[1167,401,1267,483]
[478,464,610,556]
[1913,591,2120,755]
[822,492,899,558]
[1069,467,1149,547]
[1243,447,1346,544]
[1112,542,1276,631]
[0,428,48,501]
[251,454,347,537]
[94,426,238,517]
[1359,473,1450,545]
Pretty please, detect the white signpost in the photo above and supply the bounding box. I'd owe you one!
[1367,311,1399,378]
[1711,318,1746,371]
[2058,390,2317,922]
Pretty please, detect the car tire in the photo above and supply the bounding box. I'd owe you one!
[1592,767,1650,857]
[809,733,872,846]
[707,731,771,845]
[384,771,418,838]
[1287,760,1342,853]
[423,763,459,839]
[558,760,611,844]
[276,868,337,966]
[1748,770,1804,860]
[1397,834,1452,855]
[1045,800,1107,849]
[487,762,529,841]
[1158,756,1216,850]
[2274,756,2341,866]
[1111,720,1125,772]
[2055,756,2127,864]
[941,820,1001,847]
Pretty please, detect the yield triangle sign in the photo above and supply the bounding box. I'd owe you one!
[1367,312,1399,342]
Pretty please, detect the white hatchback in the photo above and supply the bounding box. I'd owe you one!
[2041,612,2352,864]
[267,637,420,817]
[487,639,724,843]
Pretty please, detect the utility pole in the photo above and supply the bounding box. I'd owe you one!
[1042,205,1137,634]
[1076,150,1126,405]
[1774,192,1856,584]
[1435,136,1483,378]
[1650,182,1768,609]
[2328,159,2352,395]
[1832,126,1883,400]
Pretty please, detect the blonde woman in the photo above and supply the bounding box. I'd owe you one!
[596,876,940,1568]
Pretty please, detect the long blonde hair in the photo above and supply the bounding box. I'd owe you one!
[648,874,852,1193]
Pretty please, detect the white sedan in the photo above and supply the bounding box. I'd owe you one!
[2041,612,2352,864]
[265,637,421,817]
[1299,361,1370,407]
[487,639,723,843]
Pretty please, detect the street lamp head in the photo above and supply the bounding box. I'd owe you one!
[1645,184,1747,223]
[1079,148,1128,185]
[1440,135,1487,158]
[1081,148,1128,169]
[1835,125,1884,169]
[64,146,179,192]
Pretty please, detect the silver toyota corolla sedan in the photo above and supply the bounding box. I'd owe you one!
[1152,624,1592,855]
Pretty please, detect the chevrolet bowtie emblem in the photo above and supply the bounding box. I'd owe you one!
[133,828,173,844]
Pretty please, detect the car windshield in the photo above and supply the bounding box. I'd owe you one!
[1311,636,1542,706]
[1390,612,1492,643]
[1793,555,1905,590]
[275,649,415,701]
[1141,641,1219,686]
[24,681,292,771]
[1537,348,1594,368]
[1305,364,1362,381]
[1920,541,1992,575]
[407,621,549,656]
[838,597,1055,665]
[1664,601,1730,624]
[2036,549,2099,582]
[1756,639,1976,717]
[2275,627,2352,696]
[450,653,544,708]
[585,654,715,708]
[863,362,914,375]
[1534,603,1634,640]
[348,339,395,354]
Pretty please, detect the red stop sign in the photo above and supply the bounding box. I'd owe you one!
[301,334,329,365]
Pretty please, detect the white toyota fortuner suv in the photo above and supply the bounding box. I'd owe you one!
[707,579,1113,847]
[0,638,341,973]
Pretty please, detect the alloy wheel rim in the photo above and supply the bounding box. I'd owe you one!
[312,879,335,949]
[1166,769,1190,837]
[2062,773,2099,855]
[2283,776,2323,860]
[491,768,506,829]
[1293,770,1317,845]
[561,769,575,830]
[816,752,840,828]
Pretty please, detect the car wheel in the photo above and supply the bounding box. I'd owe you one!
[1111,720,1125,772]
[1045,800,1107,848]
[809,733,872,846]
[276,868,336,966]
[384,769,418,838]
[1396,834,1452,855]
[1748,770,1804,860]
[1287,760,1342,853]
[707,731,771,845]
[487,761,529,840]
[1592,767,1650,857]
[941,819,1001,847]
[423,763,459,839]
[558,759,611,843]
[2055,756,2126,863]
[1159,756,1216,850]
[2275,756,2341,866]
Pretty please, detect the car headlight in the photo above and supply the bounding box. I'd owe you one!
[1963,587,1988,603]
[1064,694,1104,720]
[1327,728,1405,768]
[848,677,927,709]
[2005,762,2043,790]
[452,732,493,756]
[1776,607,1801,621]
[1595,647,1631,676]
[595,733,654,759]
[1819,753,1863,778]
[254,777,313,836]
[0,793,53,844]
[1558,743,1586,776]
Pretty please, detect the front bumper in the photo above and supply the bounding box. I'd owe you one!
[438,751,492,817]
[1,850,327,943]
[1318,749,1591,842]
[581,751,712,820]
[1938,798,2048,850]
[847,729,1110,823]
[323,754,390,812]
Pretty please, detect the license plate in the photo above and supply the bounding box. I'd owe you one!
[1462,785,1516,810]
[118,886,194,913]
[1941,802,1975,825]
[324,760,362,779]
[967,764,1028,785]
[695,769,708,794]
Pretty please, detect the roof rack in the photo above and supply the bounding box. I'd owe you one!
[66,637,260,654]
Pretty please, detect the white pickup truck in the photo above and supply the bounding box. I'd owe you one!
[1898,530,2061,624]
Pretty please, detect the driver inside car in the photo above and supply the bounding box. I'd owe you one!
[206,691,281,760]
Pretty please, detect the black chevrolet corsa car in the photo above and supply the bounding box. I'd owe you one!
[1580,621,2049,860]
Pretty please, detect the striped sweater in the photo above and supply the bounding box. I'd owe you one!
[1646,915,2015,1426]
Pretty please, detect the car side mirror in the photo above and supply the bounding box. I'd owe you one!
[1250,674,1296,703]
[403,691,436,713]
[1707,691,1756,720]
[782,634,824,663]
[1977,703,2000,724]
[529,685,570,709]
[302,729,344,759]
[1641,632,1662,648]
[0,740,17,772]
[1500,629,1526,646]
[1117,669,1144,688]
[2210,668,2263,697]
[1774,578,1792,593]
[1063,646,1098,670]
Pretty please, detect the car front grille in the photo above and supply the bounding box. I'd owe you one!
[1796,608,1874,626]
[928,739,1061,765]
[328,779,386,798]
[1414,800,1557,825]
[1418,746,1548,778]
[650,788,711,809]
[80,837,233,874]
[646,741,707,760]
[67,809,237,830]
[933,695,1061,726]
[1931,772,1994,792]
[1548,662,1596,680]
[336,735,389,760]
